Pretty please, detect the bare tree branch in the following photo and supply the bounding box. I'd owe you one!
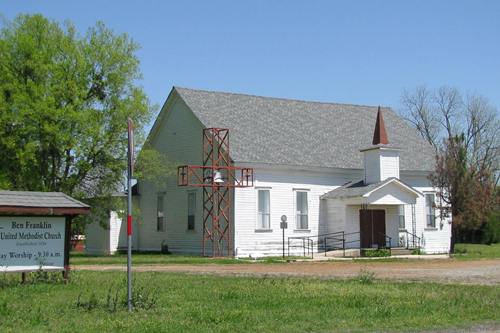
[400,86,440,150]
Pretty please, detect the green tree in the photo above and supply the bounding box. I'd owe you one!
[430,135,498,251]
[0,14,153,198]
[401,86,499,249]
[134,148,177,192]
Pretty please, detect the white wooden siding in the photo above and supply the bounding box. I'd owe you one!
[364,150,381,184]
[234,167,361,257]
[400,175,452,254]
[137,159,451,255]
[366,182,417,205]
[85,210,125,255]
[364,149,400,184]
[136,94,204,253]
[233,170,451,257]
[380,150,400,180]
[109,211,122,252]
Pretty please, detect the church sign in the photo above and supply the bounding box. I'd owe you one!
[0,190,90,279]
[0,216,66,272]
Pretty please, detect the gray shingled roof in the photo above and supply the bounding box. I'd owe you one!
[0,191,89,208]
[174,87,435,171]
[321,179,387,199]
[321,178,422,200]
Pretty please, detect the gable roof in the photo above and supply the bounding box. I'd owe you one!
[0,191,90,216]
[167,87,435,172]
[321,178,422,200]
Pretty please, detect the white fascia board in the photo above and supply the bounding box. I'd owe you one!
[343,197,367,205]
[143,87,178,147]
[362,178,422,198]
[234,162,363,175]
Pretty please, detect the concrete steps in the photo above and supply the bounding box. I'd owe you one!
[324,248,361,257]
[390,248,413,255]
[323,247,418,257]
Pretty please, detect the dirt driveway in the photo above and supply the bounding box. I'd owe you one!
[74,258,500,285]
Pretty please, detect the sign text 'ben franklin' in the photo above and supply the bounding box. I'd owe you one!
[0,216,65,272]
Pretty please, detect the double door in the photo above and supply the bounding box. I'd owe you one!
[359,209,386,248]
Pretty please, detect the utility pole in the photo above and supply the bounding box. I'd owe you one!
[127,118,134,312]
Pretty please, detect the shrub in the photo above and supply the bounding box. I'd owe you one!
[482,209,500,244]
[453,246,467,255]
[361,249,391,257]
[411,248,423,255]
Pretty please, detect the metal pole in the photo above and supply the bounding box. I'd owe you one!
[282,227,285,259]
[127,118,134,312]
[280,215,287,259]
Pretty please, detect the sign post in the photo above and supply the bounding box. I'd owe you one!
[280,215,288,258]
[127,118,134,312]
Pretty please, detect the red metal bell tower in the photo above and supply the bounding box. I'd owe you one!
[177,128,253,257]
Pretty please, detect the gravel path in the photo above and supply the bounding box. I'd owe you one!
[74,258,500,285]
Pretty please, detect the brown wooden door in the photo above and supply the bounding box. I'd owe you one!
[360,209,386,248]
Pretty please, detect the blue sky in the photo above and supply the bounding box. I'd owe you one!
[1,0,499,115]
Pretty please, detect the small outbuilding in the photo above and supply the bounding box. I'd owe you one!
[84,186,139,255]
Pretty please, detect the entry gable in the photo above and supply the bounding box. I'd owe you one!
[364,178,421,205]
[321,177,421,205]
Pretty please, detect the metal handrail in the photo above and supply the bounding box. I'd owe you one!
[324,235,345,257]
[288,231,348,258]
[289,229,407,259]
[376,232,392,249]
[399,230,421,249]
[287,236,314,259]
[322,231,362,257]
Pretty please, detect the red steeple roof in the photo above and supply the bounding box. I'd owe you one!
[372,106,389,145]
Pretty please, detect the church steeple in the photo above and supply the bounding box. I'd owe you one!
[372,106,389,145]
[360,106,400,184]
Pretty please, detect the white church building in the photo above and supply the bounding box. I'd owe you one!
[130,87,451,257]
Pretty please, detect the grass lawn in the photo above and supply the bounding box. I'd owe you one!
[70,252,243,265]
[70,252,300,265]
[453,243,500,259]
[70,243,500,266]
[0,271,498,333]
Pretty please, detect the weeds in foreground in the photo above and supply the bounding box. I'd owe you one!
[76,282,158,312]
[0,272,11,289]
[356,269,375,284]
[31,270,65,284]
[130,284,158,310]
[1,271,499,332]
[0,270,64,288]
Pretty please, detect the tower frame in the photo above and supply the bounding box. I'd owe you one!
[177,128,254,257]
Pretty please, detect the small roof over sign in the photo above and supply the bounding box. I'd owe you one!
[0,191,90,216]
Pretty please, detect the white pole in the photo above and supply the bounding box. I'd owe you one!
[127,118,134,312]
